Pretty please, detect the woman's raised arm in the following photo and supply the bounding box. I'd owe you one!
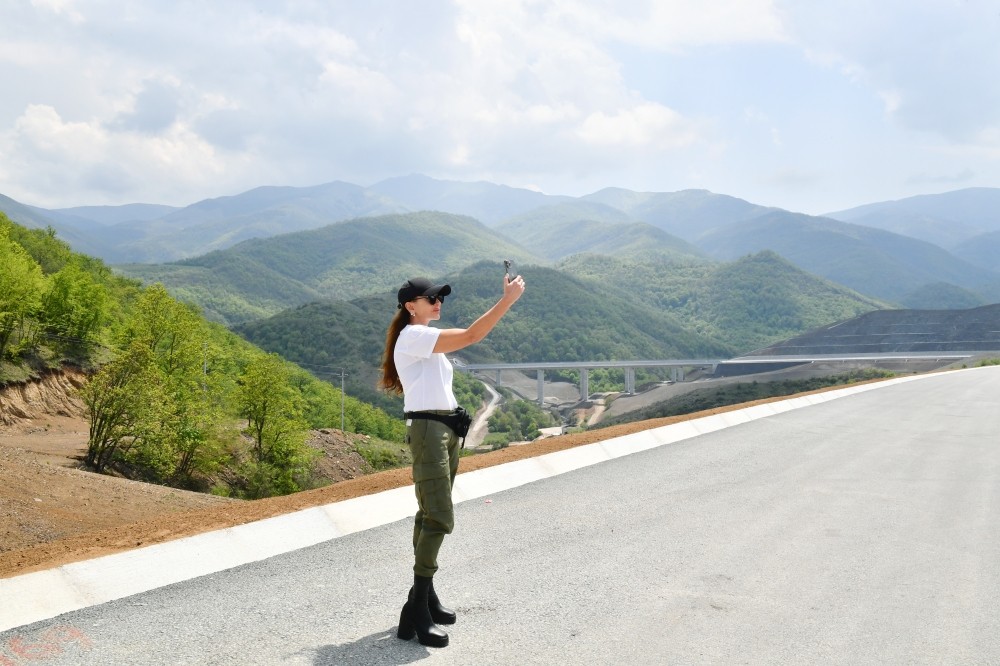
[432,275,525,354]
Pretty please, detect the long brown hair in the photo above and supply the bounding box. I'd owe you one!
[378,307,410,395]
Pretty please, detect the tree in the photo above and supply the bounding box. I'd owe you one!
[39,257,109,357]
[121,283,202,375]
[0,218,72,274]
[80,283,229,485]
[119,285,229,485]
[0,229,45,360]
[235,352,315,497]
[80,341,164,473]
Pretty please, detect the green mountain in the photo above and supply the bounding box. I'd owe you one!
[826,187,1000,247]
[234,261,738,414]
[897,282,988,309]
[46,203,179,227]
[0,193,106,257]
[9,177,999,314]
[120,212,541,325]
[581,187,773,241]
[558,250,887,354]
[233,297,396,413]
[953,230,1000,272]
[497,201,703,261]
[71,181,405,263]
[370,173,571,225]
[234,251,890,419]
[697,210,1000,305]
[430,262,734,362]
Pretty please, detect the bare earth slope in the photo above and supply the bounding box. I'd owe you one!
[0,370,898,579]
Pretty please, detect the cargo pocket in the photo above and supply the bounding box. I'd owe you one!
[415,476,455,533]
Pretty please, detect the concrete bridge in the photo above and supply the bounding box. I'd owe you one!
[452,352,976,405]
[452,358,722,404]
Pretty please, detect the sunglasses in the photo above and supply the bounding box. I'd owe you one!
[415,294,445,305]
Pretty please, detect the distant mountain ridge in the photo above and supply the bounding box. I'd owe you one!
[826,187,1000,248]
[582,187,774,241]
[3,176,999,310]
[697,210,1000,304]
[48,203,179,226]
[369,173,572,225]
[497,201,703,260]
[121,211,539,324]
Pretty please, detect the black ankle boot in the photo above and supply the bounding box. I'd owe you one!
[405,580,457,625]
[428,580,457,625]
[396,575,449,648]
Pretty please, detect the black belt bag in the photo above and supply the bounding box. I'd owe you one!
[405,407,473,439]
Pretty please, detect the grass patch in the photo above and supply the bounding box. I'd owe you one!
[355,438,411,471]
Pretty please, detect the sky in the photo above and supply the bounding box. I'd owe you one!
[1,0,998,215]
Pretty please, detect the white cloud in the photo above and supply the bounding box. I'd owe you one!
[1,1,756,206]
[0,1,998,212]
[29,0,83,22]
[0,104,269,206]
[779,0,1000,142]
[577,102,698,149]
[557,0,788,49]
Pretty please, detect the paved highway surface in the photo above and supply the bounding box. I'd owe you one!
[3,367,999,665]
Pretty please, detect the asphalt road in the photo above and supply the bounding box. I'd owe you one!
[4,367,1000,665]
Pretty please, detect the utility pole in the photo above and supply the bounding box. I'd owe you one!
[334,369,348,432]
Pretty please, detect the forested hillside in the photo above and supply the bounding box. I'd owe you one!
[497,201,703,261]
[233,251,886,423]
[0,212,403,498]
[697,210,1000,304]
[235,261,738,415]
[557,250,887,353]
[120,212,540,325]
[232,296,489,417]
[7,178,1000,312]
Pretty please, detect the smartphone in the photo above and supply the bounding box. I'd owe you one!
[504,259,517,281]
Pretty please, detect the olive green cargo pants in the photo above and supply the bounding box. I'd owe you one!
[407,414,461,578]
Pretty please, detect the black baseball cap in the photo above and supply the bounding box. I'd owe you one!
[397,277,452,307]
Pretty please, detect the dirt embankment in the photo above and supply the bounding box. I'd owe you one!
[0,368,88,427]
[0,367,903,580]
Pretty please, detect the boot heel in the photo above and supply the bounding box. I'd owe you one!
[396,601,416,640]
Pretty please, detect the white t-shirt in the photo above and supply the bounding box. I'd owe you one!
[394,324,459,413]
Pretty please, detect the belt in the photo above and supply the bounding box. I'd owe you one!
[404,409,460,421]
[404,408,471,445]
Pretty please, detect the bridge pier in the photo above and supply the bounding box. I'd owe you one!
[537,369,545,405]
[625,367,635,394]
[580,368,589,401]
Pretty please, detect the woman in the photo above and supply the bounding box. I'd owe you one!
[380,273,526,648]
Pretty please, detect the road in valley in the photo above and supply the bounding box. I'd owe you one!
[463,382,500,450]
[3,367,999,665]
